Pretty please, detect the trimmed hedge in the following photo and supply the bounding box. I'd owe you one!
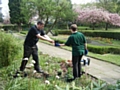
[57,30,120,40]
[1,24,32,31]
[88,44,120,54]
[58,30,71,35]
[2,24,18,31]
[81,31,120,40]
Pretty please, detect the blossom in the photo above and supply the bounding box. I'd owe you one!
[75,8,120,27]
[33,70,37,74]
[56,75,60,79]
[31,60,36,64]
[45,80,50,85]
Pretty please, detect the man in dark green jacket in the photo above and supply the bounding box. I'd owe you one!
[59,24,87,80]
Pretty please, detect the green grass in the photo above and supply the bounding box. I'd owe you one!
[88,52,120,66]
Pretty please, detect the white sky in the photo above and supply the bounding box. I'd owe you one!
[71,0,96,4]
[1,0,9,19]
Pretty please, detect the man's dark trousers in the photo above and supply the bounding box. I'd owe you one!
[72,55,83,79]
[20,45,40,71]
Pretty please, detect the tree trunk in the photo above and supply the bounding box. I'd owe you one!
[105,23,108,30]
[45,16,49,27]
[92,23,95,30]
[46,18,58,35]
[17,23,22,32]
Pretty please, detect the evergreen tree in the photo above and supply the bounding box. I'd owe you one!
[0,12,3,22]
[8,0,27,31]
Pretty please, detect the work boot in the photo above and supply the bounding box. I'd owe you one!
[13,70,27,78]
[87,58,90,65]
[36,69,44,73]
[34,65,44,73]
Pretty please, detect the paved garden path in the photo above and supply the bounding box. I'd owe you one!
[14,34,120,85]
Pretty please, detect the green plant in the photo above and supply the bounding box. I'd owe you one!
[0,32,21,68]
[91,80,106,90]
[4,77,28,90]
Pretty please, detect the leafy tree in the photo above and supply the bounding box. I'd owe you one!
[61,0,77,24]
[46,0,76,34]
[9,0,27,31]
[21,0,37,26]
[27,0,75,34]
[96,0,120,14]
[14,0,76,34]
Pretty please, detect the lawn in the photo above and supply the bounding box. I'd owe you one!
[88,52,120,65]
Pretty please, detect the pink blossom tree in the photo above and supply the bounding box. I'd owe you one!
[109,13,120,26]
[75,8,120,30]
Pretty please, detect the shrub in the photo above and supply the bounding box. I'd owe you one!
[58,30,71,35]
[20,31,28,35]
[88,44,120,54]
[109,47,120,54]
[0,32,21,68]
[2,24,18,31]
[80,31,120,40]
[88,45,110,54]
[57,30,120,40]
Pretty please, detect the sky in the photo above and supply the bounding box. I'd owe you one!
[71,0,96,4]
[1,0,9,19]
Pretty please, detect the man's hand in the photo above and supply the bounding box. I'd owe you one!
[36,34,54,43]
[49,40,54,43]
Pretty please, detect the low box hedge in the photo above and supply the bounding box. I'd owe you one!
[88,44,120,54]
[57,30,120,40]
[2,24,18,31]
[81,31,120,40]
